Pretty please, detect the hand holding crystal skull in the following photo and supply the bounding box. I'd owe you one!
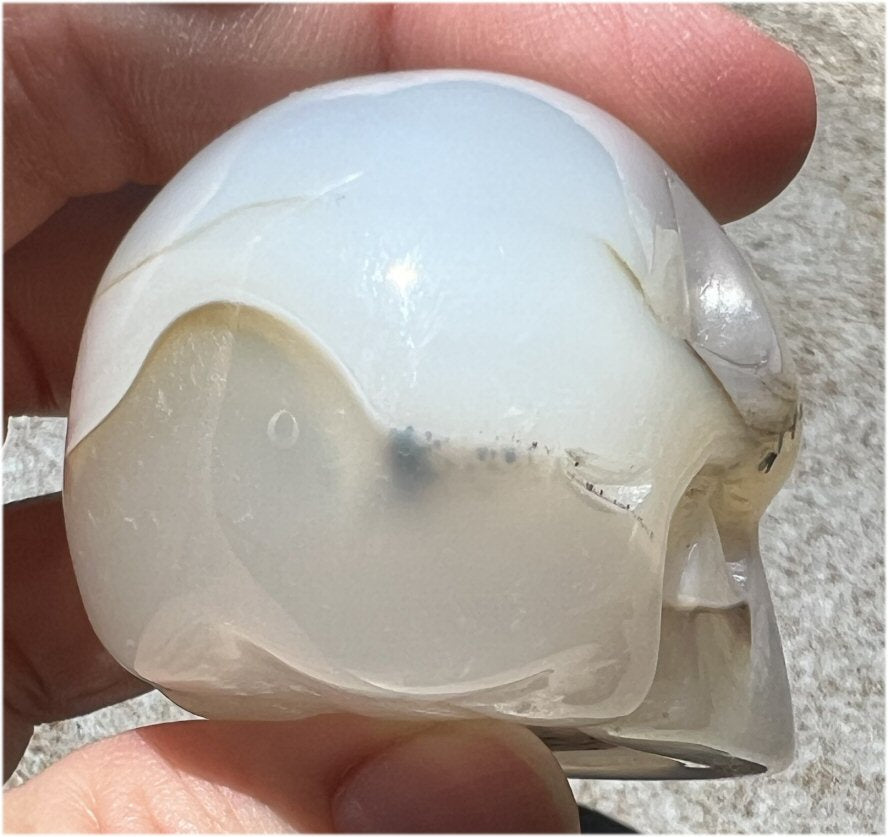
[62,70,801,779]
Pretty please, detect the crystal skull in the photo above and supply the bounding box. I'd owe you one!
[63,70,801,778]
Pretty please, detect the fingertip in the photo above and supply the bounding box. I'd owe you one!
[391,4,817,222]
[332,721,580,833]
[669,8,818,221]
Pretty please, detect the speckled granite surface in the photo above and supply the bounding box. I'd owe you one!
[3,3,884,832]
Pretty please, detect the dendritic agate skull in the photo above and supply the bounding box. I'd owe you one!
[63,71,800,778]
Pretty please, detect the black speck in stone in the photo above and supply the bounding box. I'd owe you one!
[758,451,779,473]
[389,427,435,493]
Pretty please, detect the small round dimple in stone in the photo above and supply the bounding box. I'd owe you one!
[267,409,299,449]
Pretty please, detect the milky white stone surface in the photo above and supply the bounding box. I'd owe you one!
[63,71,799,775]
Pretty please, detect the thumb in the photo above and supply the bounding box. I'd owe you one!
[4,715,580,832]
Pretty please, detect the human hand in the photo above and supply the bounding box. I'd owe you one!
[4,4,815,831]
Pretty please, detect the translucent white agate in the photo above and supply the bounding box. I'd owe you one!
[63,71,800,777]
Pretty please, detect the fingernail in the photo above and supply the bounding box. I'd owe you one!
[332,721,580,833]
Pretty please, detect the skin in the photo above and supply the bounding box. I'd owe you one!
[4,3,816,832]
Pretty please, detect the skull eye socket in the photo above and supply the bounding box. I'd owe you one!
[662,464,749,613]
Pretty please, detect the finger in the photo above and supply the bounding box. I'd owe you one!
[390,3,816,222]
[5,4,815,248]
[4,497,149,779]
[4,717,580,832]
[4,3,388,248]
[4,183,158,417]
